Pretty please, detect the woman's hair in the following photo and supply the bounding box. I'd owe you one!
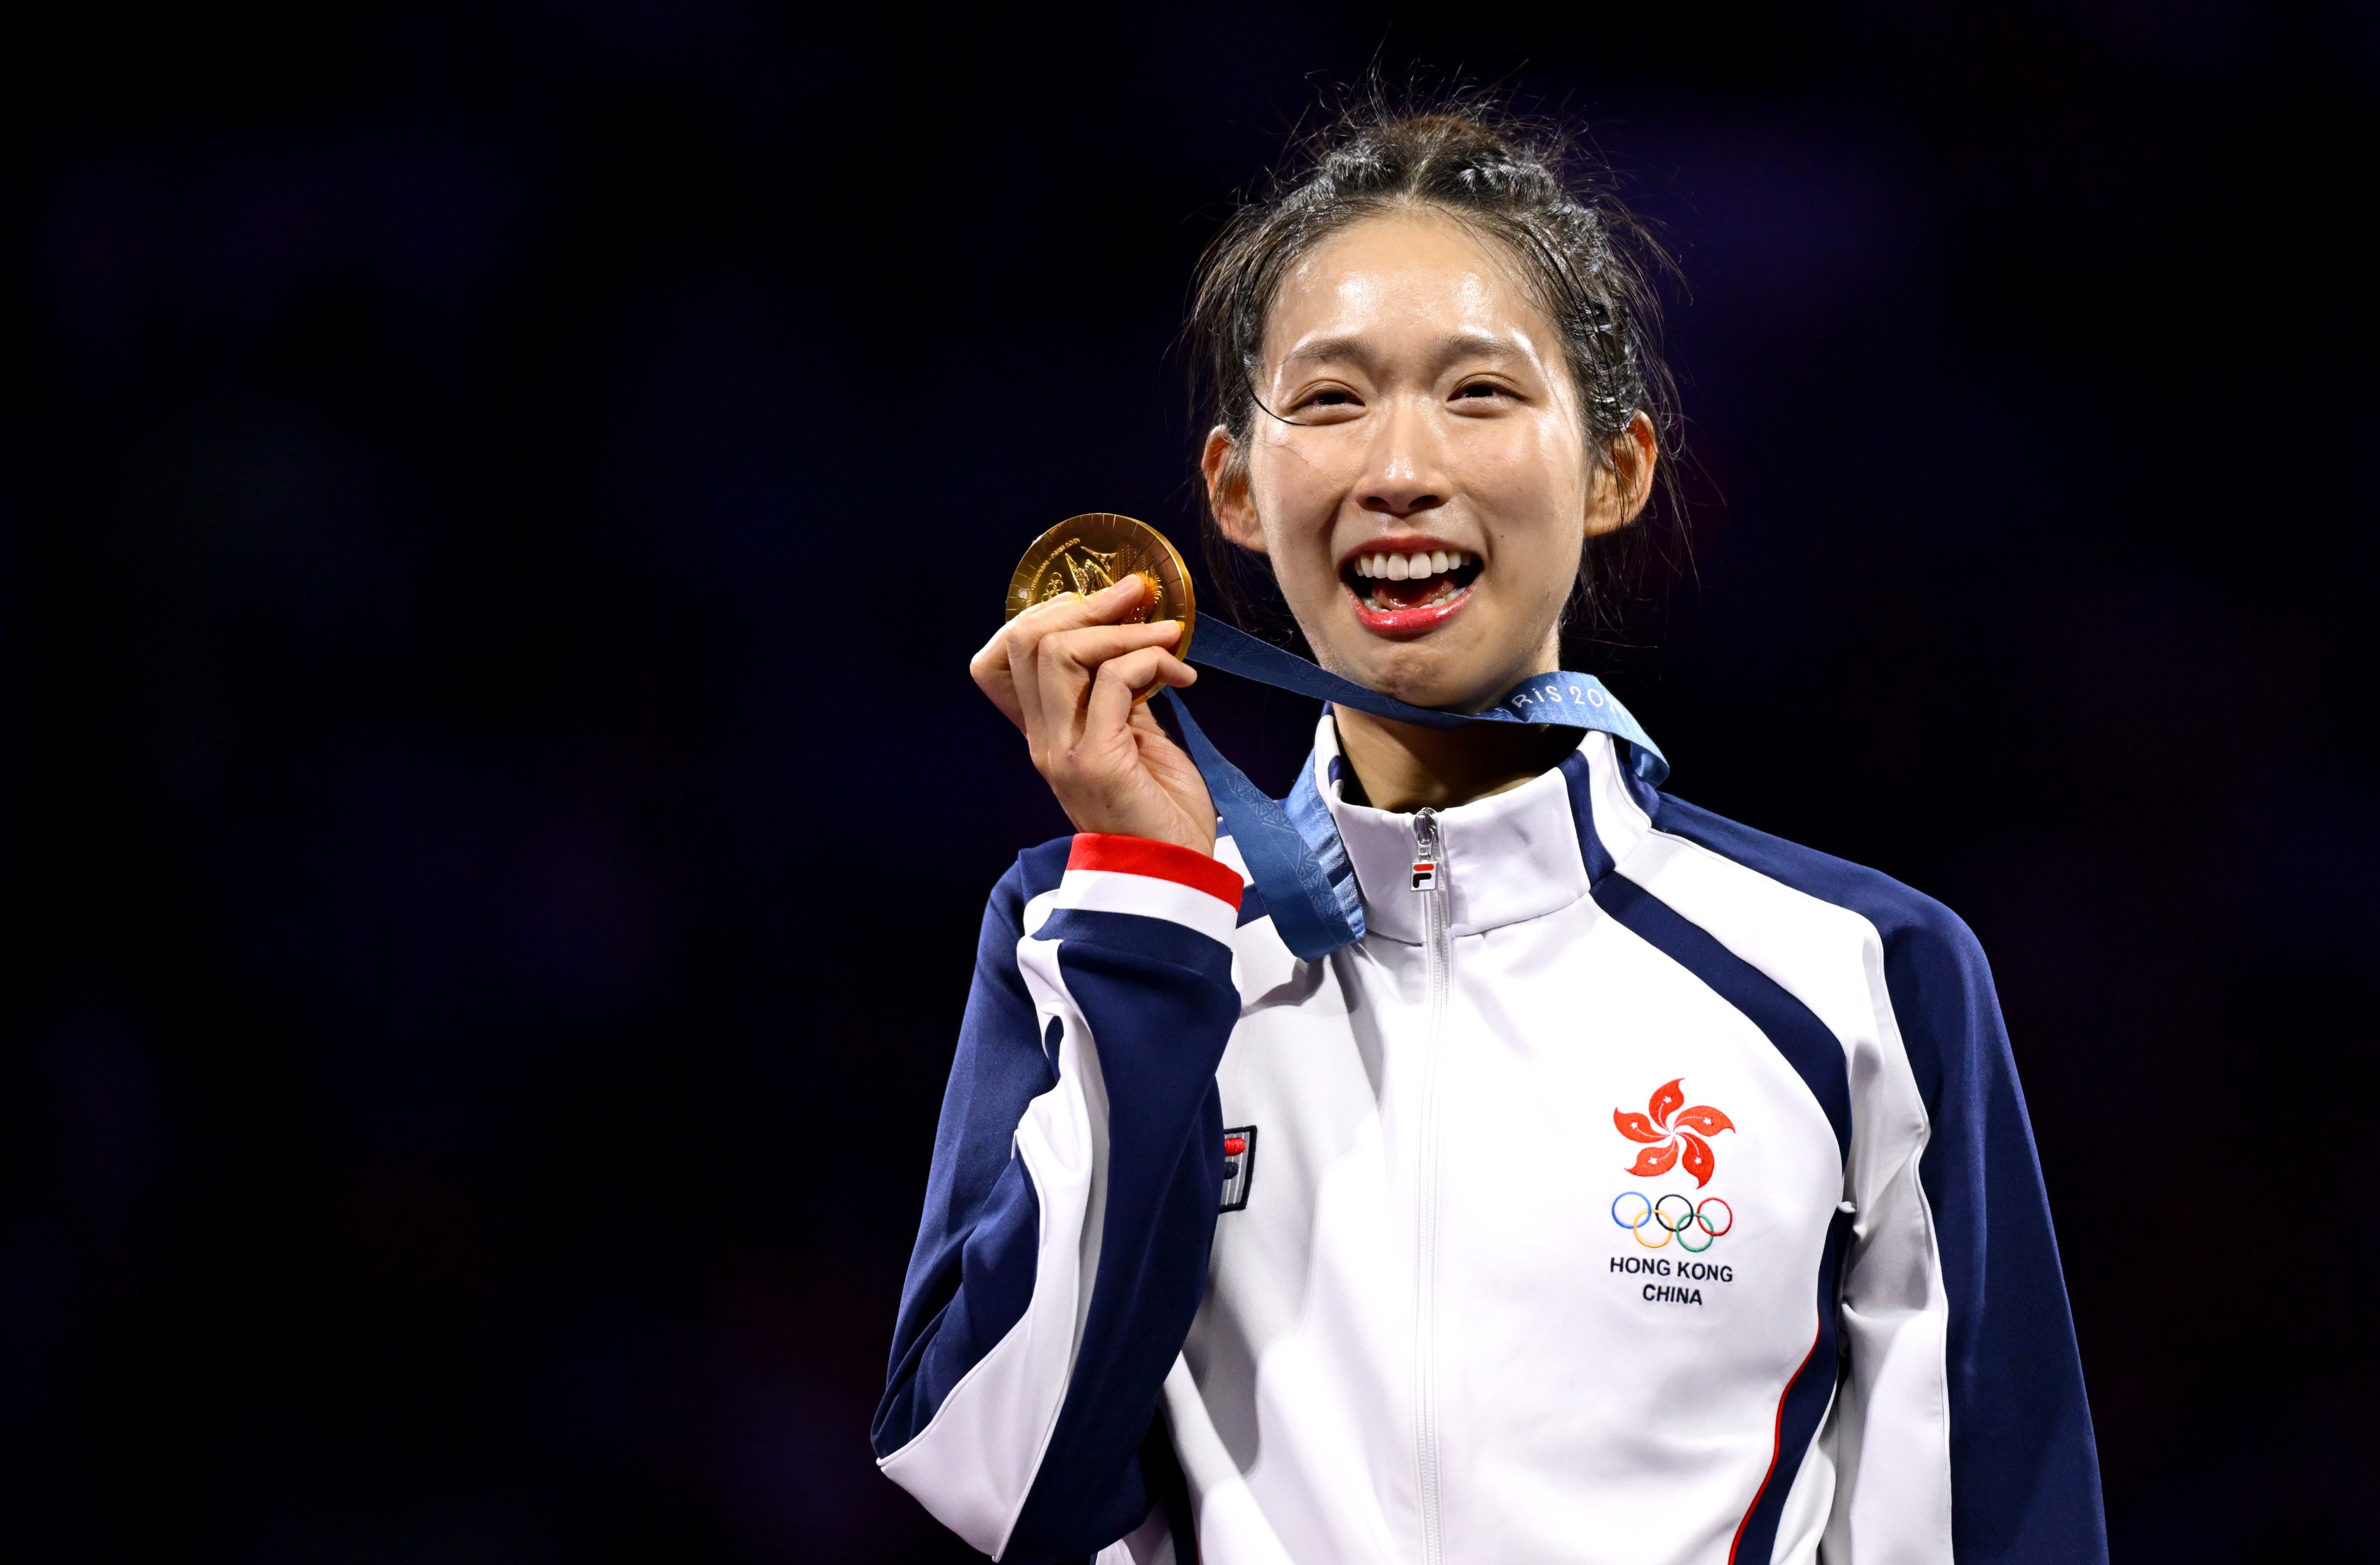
[1187,98,1684,645]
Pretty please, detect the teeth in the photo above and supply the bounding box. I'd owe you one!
[1351,549,1474,581]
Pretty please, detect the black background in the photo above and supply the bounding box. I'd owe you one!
[5,3,2375,1560]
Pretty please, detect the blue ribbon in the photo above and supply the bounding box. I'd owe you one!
[1161,619,1667,961]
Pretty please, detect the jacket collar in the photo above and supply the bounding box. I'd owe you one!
[1310,715,1595,945]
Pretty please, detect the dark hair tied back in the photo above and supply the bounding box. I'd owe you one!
[1188,98,1683,641]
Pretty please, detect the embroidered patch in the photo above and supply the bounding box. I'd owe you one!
[1219,1125,1258,1212]
[1613,1077,1735,1188]
[1609,1078,1741,1302]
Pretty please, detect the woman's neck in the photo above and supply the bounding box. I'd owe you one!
[1332,708,1579,812]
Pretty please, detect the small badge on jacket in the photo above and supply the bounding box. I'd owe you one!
[1219,1126,1258,1212]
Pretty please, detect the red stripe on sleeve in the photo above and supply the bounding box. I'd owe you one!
[1066,833,1244,910]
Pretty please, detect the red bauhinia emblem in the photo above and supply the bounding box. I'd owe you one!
[1615,1078,1735,1189]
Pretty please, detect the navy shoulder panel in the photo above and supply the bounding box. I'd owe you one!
[1647,795,1969,953]
[1647,794,1981,1113]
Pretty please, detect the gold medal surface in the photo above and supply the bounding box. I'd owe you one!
[1005,513,1196,656]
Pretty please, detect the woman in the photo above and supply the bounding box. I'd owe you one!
[873,109,2104,1565]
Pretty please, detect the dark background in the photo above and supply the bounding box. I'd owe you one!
[5,3,2374,1560]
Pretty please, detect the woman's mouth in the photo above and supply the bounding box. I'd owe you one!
[1341,546,1481,636]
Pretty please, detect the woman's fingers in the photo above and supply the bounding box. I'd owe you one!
[1078,647,1196,756]
[985,577,1155,735]
[968,573,1209,849]
[968,627,1033,730]
[969,582,1119,728]
[1022,618,1184,762]
[971,592,1096,731]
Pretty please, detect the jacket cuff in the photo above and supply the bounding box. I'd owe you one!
[1055,833,1244,945]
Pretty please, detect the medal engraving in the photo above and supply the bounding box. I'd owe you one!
[1006,513,1196,656]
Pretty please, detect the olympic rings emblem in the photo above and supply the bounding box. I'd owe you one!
[1610,1191,1735,1252]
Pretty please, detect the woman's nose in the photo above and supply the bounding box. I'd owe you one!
[1357,399,1449,517]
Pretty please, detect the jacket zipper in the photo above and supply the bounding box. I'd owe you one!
[1411,807,1449,1565]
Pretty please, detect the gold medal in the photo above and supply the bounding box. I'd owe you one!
[1005,513,1196,656]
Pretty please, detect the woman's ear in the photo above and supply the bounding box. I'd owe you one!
[1202,426,1268,555]
[1585,410,1660,537]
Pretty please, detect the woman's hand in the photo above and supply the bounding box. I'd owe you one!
[971,577,1218,856]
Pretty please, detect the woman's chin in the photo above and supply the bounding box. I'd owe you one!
[1315,585,1522,712]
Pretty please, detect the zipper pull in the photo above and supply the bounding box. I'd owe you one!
[1410,807,1441,892]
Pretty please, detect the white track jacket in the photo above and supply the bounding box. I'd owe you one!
[875,721,2105,1564]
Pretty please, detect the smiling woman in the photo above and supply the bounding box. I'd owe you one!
[1214,213,1608,677]
[1191,112,1673,669]
[1198,188,1663,808]
[878,104,2106,1565]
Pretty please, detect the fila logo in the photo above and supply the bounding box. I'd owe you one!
[1409,858,1438,891]
[1219,1125,1258,1212]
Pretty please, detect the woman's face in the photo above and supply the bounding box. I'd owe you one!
[1205,209,1651,711]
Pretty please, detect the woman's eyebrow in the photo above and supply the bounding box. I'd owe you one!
[1429,331,1524,369]
[1277,334,1369,369]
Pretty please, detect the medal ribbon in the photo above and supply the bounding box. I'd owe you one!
[1161,618,1668,961]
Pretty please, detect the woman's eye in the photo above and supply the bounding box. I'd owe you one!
[1286,387,1362,421]
[1454,382,1510,401]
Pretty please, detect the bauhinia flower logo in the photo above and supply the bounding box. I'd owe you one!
[1615,1078,1735,1189]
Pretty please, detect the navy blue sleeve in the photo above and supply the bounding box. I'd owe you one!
[1879,898,2109,1564]
[873,837,1237,1563]
[872,841,1069,1464]
[1652,796,2108,1564]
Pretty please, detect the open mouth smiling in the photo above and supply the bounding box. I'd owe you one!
[1340,543,1483,635]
